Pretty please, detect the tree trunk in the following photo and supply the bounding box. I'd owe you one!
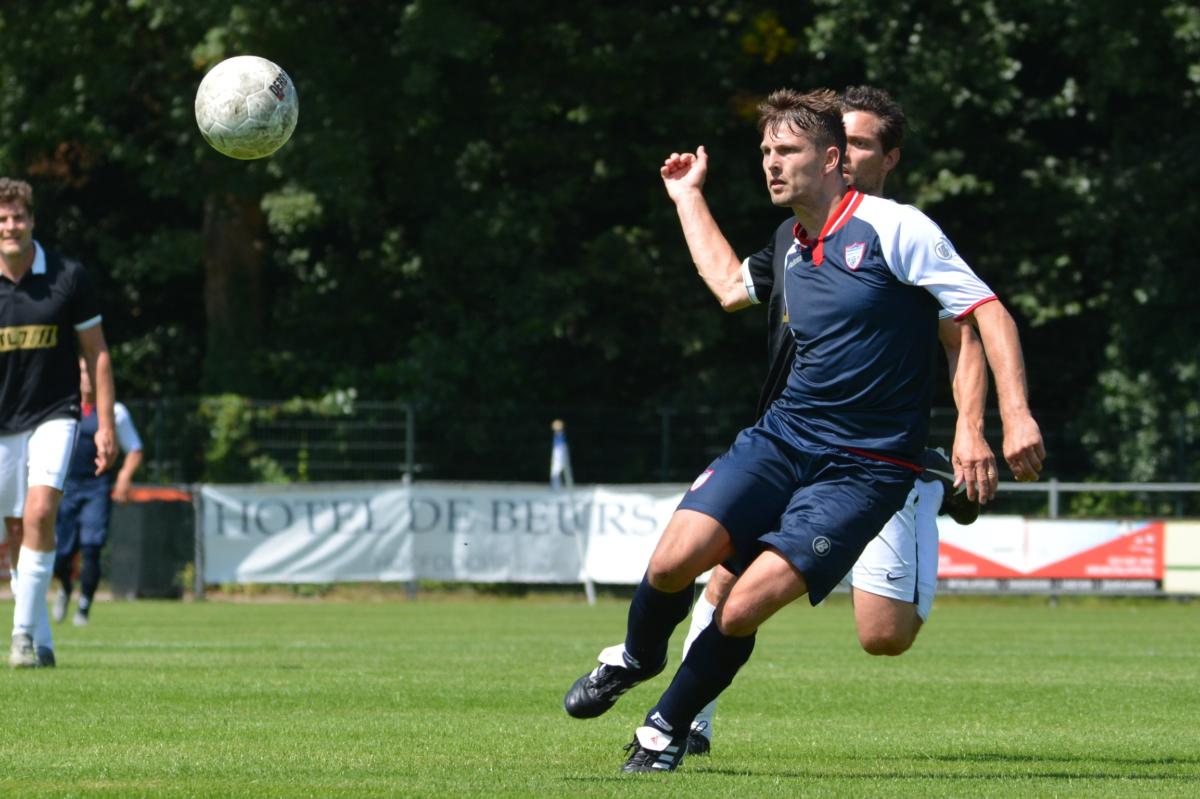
[202,193,266,394]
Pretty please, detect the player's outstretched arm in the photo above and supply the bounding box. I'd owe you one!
[77,325,117,475]
[661,146,751,311]
[112,448,143,503]
[968,301,1045,482]
[939,318,996,502]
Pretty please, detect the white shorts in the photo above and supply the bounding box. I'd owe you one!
[0,417,79,519]
[844,478,943,621]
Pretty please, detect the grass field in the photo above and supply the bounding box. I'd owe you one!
[0,593,1196,798]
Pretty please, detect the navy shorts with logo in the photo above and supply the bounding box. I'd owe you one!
[676,424,916,605]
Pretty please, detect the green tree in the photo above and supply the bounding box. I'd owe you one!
[0,1,1194,482]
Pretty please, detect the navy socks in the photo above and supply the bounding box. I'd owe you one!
[645,621,756,735]
[80,545,102,606]
[623,574,694,672]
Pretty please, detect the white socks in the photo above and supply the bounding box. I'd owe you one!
[13,547,54,652]
[681,593,717,738]
[682,593,716,654]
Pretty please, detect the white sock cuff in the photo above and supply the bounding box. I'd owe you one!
[681,593,718,658]
[692,594,717,627]
[17,547,55,573]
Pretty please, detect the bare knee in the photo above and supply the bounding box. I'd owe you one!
[852,590,923,656]
[858,631,915,657]
[23,496,56,532]
[21,488,61,550]
[703,565,737,606]
[714,597,760,638]
[645,554,698,593]
[645,511,733,593]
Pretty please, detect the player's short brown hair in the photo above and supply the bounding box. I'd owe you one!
[840,86,907,153]
[756,88,847,166]
[0,178,34,213]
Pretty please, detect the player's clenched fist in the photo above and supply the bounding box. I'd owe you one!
[1003,415,1045,482]
[661,146,709,200]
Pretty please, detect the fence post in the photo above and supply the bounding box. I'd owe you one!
[404,402,415,484]
[658,407,675,483]
[191,485,205,601]
[1049,477,1060,519]
[151,398,165,483]
[1175,411,1186,517]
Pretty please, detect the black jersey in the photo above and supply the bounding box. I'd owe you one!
[742,217,798,419]
[0,244,101,434]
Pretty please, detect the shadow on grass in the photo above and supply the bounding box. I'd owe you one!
[561,752,1200,783]
[564,769,1191,783]
[922,752,1200,767]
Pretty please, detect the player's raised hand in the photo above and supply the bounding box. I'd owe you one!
[660,146,709,200]
[953,431,998,503]
[1003,414,1045,482]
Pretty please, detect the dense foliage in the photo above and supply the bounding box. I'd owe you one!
[0,1,1196,484]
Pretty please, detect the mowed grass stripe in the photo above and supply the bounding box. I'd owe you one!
[0,597,1195,798]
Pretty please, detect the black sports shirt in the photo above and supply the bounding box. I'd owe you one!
[742,217,798,419]
[0,243,101,434]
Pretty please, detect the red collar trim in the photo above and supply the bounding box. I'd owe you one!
[81,402,95,417]
[792,189,865,266]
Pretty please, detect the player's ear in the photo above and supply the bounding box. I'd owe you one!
[825,146,842,176]
[882,148,900,173]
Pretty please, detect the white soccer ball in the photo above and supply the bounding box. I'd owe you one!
[194,55,299,160]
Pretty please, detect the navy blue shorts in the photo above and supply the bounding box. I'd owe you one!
[55,476,113,557]
[676,425,916,605]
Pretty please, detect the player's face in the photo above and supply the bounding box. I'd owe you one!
[0,201,34,261]
[842,111,897,197]
[760,124,834,208]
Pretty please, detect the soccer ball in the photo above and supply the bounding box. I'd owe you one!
[194,55,299,160]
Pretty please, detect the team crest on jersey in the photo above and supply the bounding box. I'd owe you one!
[690,469,714,492]
[844,242,866,271]
[812,536,832,556]
[934,237,956,260]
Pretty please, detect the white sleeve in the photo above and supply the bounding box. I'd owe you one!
[113,403,144,453]
[887,205,997,320]
[739,259,762,305]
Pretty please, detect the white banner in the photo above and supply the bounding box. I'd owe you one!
[200,482,1177,591]
[201,482,687,585]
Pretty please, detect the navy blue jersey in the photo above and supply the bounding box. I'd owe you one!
[0,243,101,434]
[68,401,141,480]
[748,190,995,460]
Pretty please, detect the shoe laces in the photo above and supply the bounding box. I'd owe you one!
[622,739,659,769]
[589,664,636,700]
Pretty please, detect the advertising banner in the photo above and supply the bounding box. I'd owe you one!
[200,482,686,585]
[936,517,1164,593]
[201,483,1174,593]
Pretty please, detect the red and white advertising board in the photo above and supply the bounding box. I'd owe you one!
[938,517,1164,593]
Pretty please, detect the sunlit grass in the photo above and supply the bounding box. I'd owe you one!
[0,595,1195,797]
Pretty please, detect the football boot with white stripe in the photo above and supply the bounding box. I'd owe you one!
[622,725,688,772]
[564,644,665,719]
[919,447,980,525]
[685,720,711,755]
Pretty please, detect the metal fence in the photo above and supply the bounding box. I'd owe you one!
[120,398,1199,517]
